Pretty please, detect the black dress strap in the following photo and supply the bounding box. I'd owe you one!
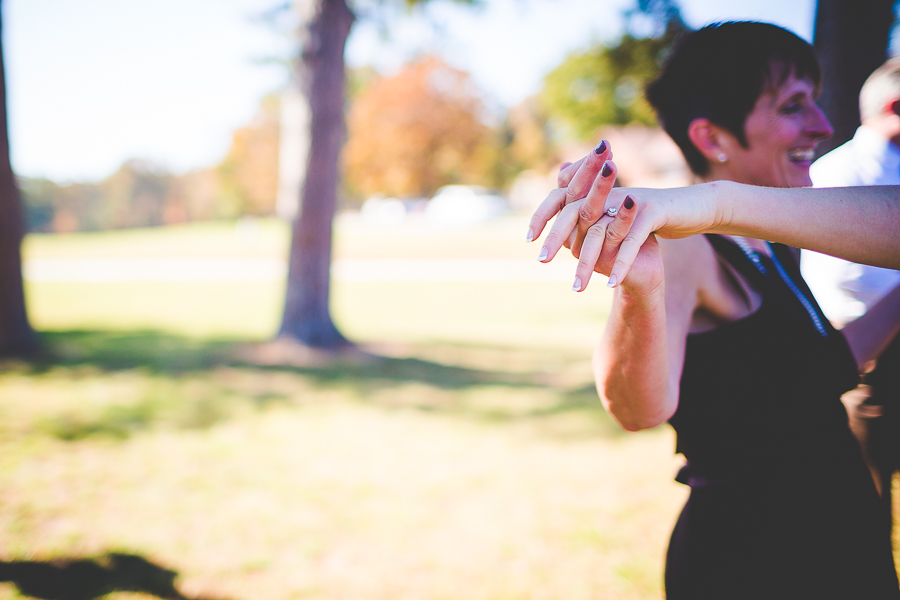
[703,234,769,288]
[769,242,829,313]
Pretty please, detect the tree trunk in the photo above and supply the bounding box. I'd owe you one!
[813,0,896,155]
[278,0,354,349]
[0,0,37,357]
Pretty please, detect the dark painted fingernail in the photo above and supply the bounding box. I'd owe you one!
[594,140,607,155]
[624,195,635,210]
[601,161,613,177]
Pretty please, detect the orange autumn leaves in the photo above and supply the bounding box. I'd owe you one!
[343,57,500,200]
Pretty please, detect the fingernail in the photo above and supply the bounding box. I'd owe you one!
[572,276,582,292]
[607,274,618,288]
[601,161,613,178]
[594,140,607,155]
[538,247,548,262]
[624,195,634,210]
[526,228,534,243]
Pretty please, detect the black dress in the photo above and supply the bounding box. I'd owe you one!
[665,235,900,600]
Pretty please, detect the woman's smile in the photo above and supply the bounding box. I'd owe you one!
[719,74,833,188]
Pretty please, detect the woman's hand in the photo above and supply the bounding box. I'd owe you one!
[537,191,664,295]
[526,140,615,250]
[528,156,725,290]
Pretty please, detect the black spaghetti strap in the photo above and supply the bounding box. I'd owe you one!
[704,234,768,288]
[768,242,834,337]
[770,243,802,279]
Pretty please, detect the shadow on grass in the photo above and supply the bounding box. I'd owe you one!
[6,329,624,441]
[0,552,228,600]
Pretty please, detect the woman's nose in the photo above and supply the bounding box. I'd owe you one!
[807,104,834,141]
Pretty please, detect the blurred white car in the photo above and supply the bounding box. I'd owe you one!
[360,195,407,225]
[425,185,509,226]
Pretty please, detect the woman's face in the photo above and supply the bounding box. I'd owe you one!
[717,73,833,188]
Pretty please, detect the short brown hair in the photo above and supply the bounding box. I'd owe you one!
[646,22,822,176]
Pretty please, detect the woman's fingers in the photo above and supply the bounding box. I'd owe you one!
[557,160,576,184]
[564,140,610,208]
[595,195,636,276]
[570,219,611,291]
[608,206,656,288]
[526,187,568,243]
[527,140,612,244]
[572,159,617,258]
[570,194,633,291]
[533,186,674,290]
[538,200,582,263]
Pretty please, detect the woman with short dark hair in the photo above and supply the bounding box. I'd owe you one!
[530,22,900,598]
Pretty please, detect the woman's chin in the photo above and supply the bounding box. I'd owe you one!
[779,165,813,188]
[793,162,814,183]
[791,172,813,188]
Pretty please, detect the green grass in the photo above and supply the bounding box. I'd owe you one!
[0,216,687,600]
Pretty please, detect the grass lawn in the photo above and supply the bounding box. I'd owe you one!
[0,215,688,600]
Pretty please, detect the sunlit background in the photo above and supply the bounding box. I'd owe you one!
[1,1,896,599]
[8,0,816,183]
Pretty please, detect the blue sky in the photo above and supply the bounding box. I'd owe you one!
[6,0,816,182]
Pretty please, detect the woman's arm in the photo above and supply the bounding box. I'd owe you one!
[531,181,900,291]
[705,183,900,268]
[592,234,702,431]
[595,281,672,431]
[840,283,900,370]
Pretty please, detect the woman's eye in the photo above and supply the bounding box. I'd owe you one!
[781,103,802,114]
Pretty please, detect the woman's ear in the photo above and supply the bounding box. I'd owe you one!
[688,118,730,164]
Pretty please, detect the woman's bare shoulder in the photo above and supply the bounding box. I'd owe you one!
[662,235,762,325]
[659,236,718,281]
[656,236,716,321]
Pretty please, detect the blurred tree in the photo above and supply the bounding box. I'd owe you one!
[343,56,495,200]
[278,0,476,349]
[20,177,103,232]
[0,0,37,355]
[99,160,175,229]
[504,99,556,172]
[539,0,687,141]
[477,97,557,193]
[277,0,355,348]
[217,94,280,216]
[19,177,58,233]
[813,0,897,156]
[346,64,381,102]
[20,93,280,232]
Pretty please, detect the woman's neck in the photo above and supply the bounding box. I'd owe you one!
[728,235,772,256]
[698,174,775,253]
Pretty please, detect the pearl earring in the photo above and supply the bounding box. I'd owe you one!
[717,153,727,163]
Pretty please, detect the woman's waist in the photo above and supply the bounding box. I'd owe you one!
[673,425,864,487]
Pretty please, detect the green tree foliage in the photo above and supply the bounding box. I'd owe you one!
[19,162,225,233]
[539,0,686,141]
[19,161,178,233]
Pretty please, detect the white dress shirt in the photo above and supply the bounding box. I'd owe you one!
[801,126,900,325]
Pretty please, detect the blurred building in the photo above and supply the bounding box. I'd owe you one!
[508,125,691,214]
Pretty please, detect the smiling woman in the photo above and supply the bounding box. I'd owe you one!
[531,21,900,600]
[691,73,832,188]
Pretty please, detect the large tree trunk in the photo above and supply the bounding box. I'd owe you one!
[0,1,37,357]
[813,0,896,155]
[278,0,354,349]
